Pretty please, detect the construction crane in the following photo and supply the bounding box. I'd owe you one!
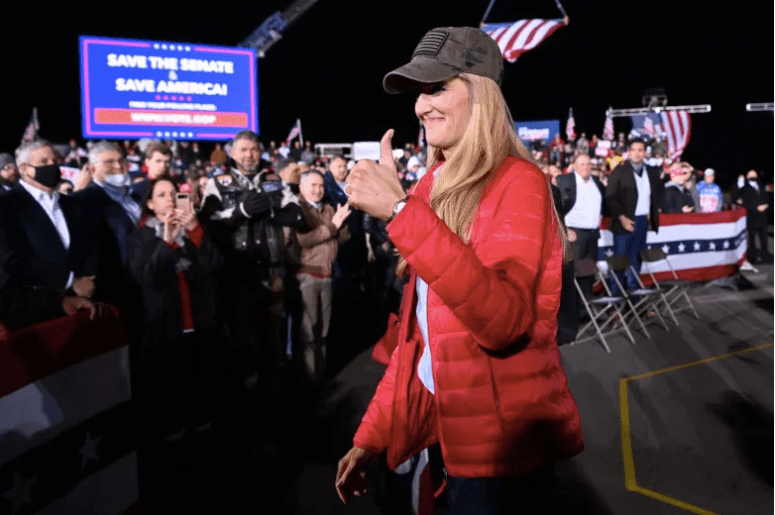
[239,0,320,58]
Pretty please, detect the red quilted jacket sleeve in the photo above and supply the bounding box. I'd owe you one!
[387,160,551,351]
[352,341,398,454]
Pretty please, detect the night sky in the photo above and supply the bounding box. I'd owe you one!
[5,0,773,190]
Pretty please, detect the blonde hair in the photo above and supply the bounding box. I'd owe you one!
[396,73,570,276]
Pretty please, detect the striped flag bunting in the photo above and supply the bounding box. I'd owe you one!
[481,19,564,63]
[597,209,747,283]
[0,310,139,515]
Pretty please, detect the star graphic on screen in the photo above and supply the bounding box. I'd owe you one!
[693,241,701,251]
[678,243,686,252]
[709,242,716,250]
[2,472,35,515]
[605,249,614,257]
[79,431,101,470]
[723,240,730,249]
[662,244,670,254]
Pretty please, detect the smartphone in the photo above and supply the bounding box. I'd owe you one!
[175,192,190,209]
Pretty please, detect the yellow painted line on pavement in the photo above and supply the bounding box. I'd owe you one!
[620,342,773,515]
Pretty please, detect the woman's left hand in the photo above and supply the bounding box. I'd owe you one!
[346,129,406,221]
[175,200,198,231]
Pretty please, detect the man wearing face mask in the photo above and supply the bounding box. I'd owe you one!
[739,169,771,264]
[0,140,97,299]
[74,141,142,260]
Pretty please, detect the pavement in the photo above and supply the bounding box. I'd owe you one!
[134,253,774,514]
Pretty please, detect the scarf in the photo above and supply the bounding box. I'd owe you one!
[99,182,142,225]
[145,216,192,274]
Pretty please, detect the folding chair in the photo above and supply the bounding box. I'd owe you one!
[571,259,635,353]
[604,256,670,338]
[640,247,700,322]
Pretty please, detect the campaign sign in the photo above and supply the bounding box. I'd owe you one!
[79,36,257,141]
[514,120,560,144]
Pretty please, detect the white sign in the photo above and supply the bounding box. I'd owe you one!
[353,141,381,162]
[595,140,611,157]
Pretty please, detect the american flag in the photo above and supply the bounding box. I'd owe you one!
[0,310,140,515]
[660,110,692,160]
[566,108,576,141]
[481,19,565,63]
[643,116,654,138]
[628,113,663,140]
[603,111,614,141]
[21,107,39,144]
[286,118,302,144]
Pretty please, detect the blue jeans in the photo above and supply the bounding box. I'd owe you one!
[610,215,648,296]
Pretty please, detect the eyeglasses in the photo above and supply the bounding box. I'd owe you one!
[97,158,127,167]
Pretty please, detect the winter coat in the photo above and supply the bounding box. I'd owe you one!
[353,156,584,478]
[296,199,350,277]
[662,182,695,214]
[128,220,222,346]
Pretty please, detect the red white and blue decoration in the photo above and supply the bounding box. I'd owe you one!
[0,311,138,515]
[597,210,747,283]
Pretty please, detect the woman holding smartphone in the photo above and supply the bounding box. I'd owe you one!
[129,175,223,443]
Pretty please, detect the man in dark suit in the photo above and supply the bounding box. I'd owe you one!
[556,153,607,329]
[556,154,607,283]
[0,140,97,298]
[0,208,106,329]
[605,138,664,295]
[739,169,770,263]
[72,141,143,317]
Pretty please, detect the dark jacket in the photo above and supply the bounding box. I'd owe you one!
[554,172,607,219]
[72,183,142,313]
[0,184,96,290]
[739,181,769,228]
[0,215,67,329]
[199,166,304,276]
[128,222,222,345]
[605,162,664,234]
[662,182,695,214]
[323,171,366,273]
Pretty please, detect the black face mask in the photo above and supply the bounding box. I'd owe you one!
[30,164,62,188]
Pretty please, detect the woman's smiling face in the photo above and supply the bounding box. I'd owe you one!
[415,77,472,154]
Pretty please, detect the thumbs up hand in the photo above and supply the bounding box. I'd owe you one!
[345,129,407,220]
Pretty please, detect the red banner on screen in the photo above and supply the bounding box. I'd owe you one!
[94,108,248,128]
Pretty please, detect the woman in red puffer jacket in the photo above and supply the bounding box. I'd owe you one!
[335,26,584,514]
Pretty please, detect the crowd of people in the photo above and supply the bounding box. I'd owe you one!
[0,109,770,512]
[0,128,769,410]
[0,132,428,443]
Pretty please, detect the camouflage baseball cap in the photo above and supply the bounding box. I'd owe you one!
[383,27,504,94]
